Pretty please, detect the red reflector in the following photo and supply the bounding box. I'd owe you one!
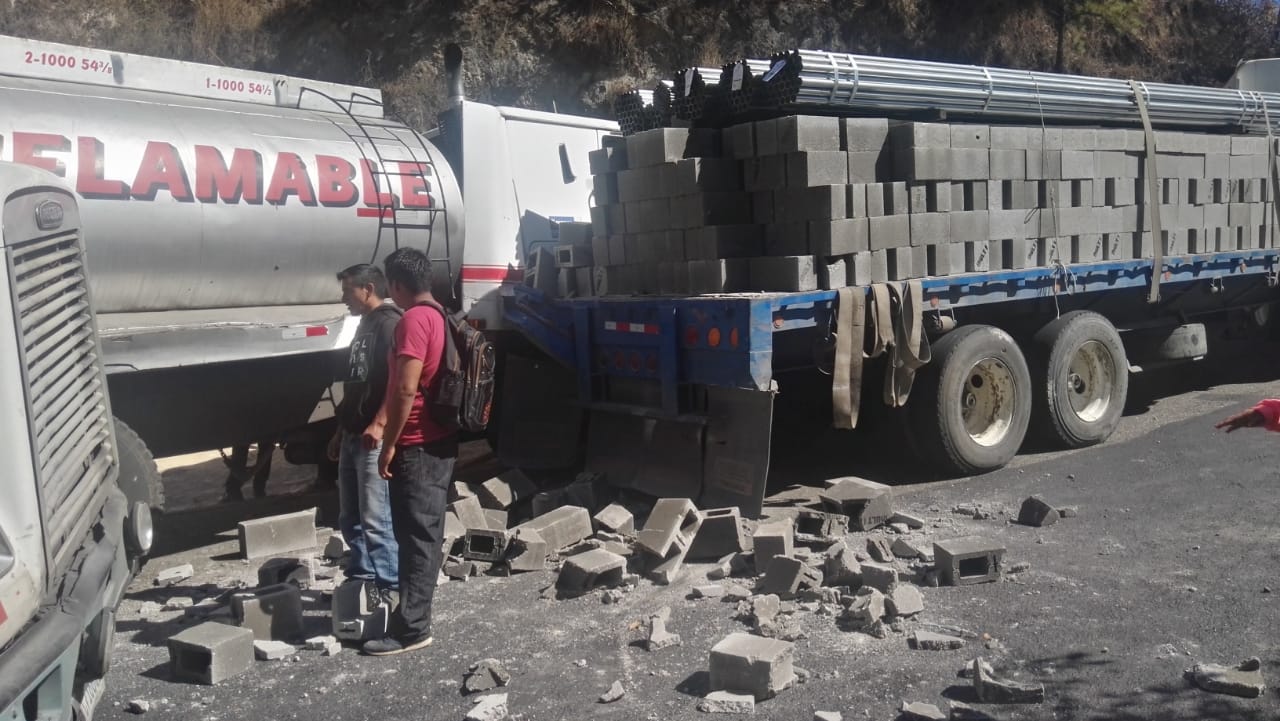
[305,326,328,337]
[684,326,699,347]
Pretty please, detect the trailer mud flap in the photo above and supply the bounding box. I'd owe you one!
[585,387,774,518]
[699,387,774,519]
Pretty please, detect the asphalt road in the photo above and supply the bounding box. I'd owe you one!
[95,341,1280,721]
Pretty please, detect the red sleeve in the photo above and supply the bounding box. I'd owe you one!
[1252,399,1280,432]
[395,306,444,381]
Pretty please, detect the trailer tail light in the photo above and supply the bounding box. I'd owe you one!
[306,326,328,337]
[707,327,722,348]
[729,327,740,348]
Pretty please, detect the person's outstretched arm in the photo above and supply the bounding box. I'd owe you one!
[1216,399,1280,432]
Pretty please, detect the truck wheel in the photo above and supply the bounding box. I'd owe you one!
[1030,311,1128,449]
[910,325,1032,475]
[113,418,164,511]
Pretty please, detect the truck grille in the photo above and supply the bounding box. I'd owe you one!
[8,229,114,577]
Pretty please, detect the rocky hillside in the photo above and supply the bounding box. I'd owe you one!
[2,0,1276,130]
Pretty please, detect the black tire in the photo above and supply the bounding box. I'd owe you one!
[113,418,164,511]
[910,325,1032,476]
[1030,311,1128,449]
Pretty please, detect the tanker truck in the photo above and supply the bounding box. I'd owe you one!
[0,35,616,505]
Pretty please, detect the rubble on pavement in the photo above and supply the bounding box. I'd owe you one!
[1185,657,1267,698]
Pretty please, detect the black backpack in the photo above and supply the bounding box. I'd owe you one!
[416,300,495,433]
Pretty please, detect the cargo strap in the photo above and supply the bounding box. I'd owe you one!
[831,282,931,429]
[831,287,865,429]
[1130,79,1164,304]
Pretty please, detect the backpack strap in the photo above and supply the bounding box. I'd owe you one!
[414,299,460,372]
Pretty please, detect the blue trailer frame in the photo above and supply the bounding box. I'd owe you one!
[506,249,1280,416]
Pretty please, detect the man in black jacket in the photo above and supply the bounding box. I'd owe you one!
[328,264,403,606]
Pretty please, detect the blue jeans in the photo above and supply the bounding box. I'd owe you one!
[338,432,399,589]
[388,440,456,639]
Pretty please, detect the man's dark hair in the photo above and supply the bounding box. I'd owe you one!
[336,263,388,297]
[383,247,432,295]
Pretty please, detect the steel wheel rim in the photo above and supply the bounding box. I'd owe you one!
[1065,340,1113,424]
[961,357,1016,447]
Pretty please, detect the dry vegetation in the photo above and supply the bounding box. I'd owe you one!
[1,0,1276,130]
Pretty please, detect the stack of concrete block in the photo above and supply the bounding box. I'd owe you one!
[578,114,1277,297]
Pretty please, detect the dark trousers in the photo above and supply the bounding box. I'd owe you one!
[388,439,456,639]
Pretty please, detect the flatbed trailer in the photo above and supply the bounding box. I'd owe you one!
[505,248,1280,516]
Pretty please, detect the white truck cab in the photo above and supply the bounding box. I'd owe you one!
[0,163,150,721]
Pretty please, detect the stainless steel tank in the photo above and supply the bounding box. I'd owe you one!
[0,73,465,311]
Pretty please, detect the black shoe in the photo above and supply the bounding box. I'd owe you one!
[362,633,433,656]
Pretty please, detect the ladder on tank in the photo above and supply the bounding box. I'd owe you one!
[297,88,455,301]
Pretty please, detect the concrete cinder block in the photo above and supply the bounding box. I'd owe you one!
[990,125,1029,150]
[1001,237,1039,269]
[888,245,926,280]
[514,505,593,552]
[809,218,869,256]
[238,508,317,560]
[1037,237,1066,266]
[934,537,1005,585]
[673,158,741,195]
[637,499,701,558]
[588,146,625,175]
[951,124,990,149]
[168,622,254,685]
[626,127,716,167]
[688,507,747,561]
[332,579,389,641]
[760,555,823,598]
[908,213,951,246]
[1096,151,1141,178]
[688,258,749,293]
[927,243,967,277]
[753,118,780,157]
[823,542,861,587]
[556,548,627,597]
[950,148,990,180]
[1017,496,1060,527]
[849,251,874,286]
[786,151,849,187]
[752,521,795,575]
[154,563,194,587]
[722,122,756,159]
[231,583,304,641]
[505,528,549,572]
[895,147,953,181]
[819,480,893,531]
[464,528,510,562]
[763,222,811,256]
[1025,150,1062,180]
[1059,150,1095,179]
[793,510,849,545]
[748,256,819,292]
[744,155,787,193]
[988,149,1026,180]
[950,210,990,242]
[593,503,635,535]
[616,165,661,203]
[1072,234,1105,263]
[842,118,891,152]
[450,494,490,531]
[477,470,538,510]
[709,632,796,701]
[776,115,842,153]
[858,561,898,592]
[592,173,618,205]
[1231,135,1267,156]
[868,215,910,250]
[820,255,848,290]
[777,185,848,222]
[679,192,754,228]
[687,224,764,259]
[847,151,890,183]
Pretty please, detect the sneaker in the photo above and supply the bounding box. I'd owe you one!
[361,633,433,656]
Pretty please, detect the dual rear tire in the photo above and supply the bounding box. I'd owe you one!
[909,312,1127,476]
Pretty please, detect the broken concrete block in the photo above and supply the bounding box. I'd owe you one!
[557,548,627,598]
[709,632,797,701]
[505,528,549,573]
[599,680,626,704]
[162,597,194,611]
[322,533,348,560]
[892,538,930,560]
[168,622,254,685]
[331,579,388,641]
[866,537,895,563]
[819,481,893,531]
[886,584,924,617]
[760,555,823,599]
[256,558,314,589]
[252,639,294,661]
[463,658,512,694]
[814,713,843,721]
[973,659,1046,703]
[646,606,683,651]
[934,538,1005,586]
[1017,496,1060,527]
[303,634,338,651]
[450,495,489,531]
[949,701,996,721]
[823,543,862,587]
[483,509,508,530]
[688,507,747,560]
[752,522,795,575]
[530,489,566,518]
[891,512,926,529]
[231,583,304,642]
[237,508,317,560]
[637,498,701,557]
[155,563,194,587]
[443,557,477,580]
[793,510,849,545]
[859,561,898,592]
[593,503,635,535]
[910,631,965,650]
[1059,506,1078,518]
[476,470,537,510]
[449,480,478,502]
[693,584,726,599]
[698,690,756,714]
[900,701,946,720]
[841,587,885,628]
[515,505,593,552]
[747,594,782,630]
[464,693,508,721]
[463,528,510,563]
[1185,657,1266,698]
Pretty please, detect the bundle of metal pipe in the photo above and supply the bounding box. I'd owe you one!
[614,81,676,136]
[673,66,726,121]
[719,58,775,116]
[755,49,1280,134]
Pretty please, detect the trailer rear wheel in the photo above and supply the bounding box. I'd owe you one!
[1030,311,1128,448]
[911,325,1032,475]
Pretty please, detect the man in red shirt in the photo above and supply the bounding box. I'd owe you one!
[362,247,457,656]
[1216,399,1280,433]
